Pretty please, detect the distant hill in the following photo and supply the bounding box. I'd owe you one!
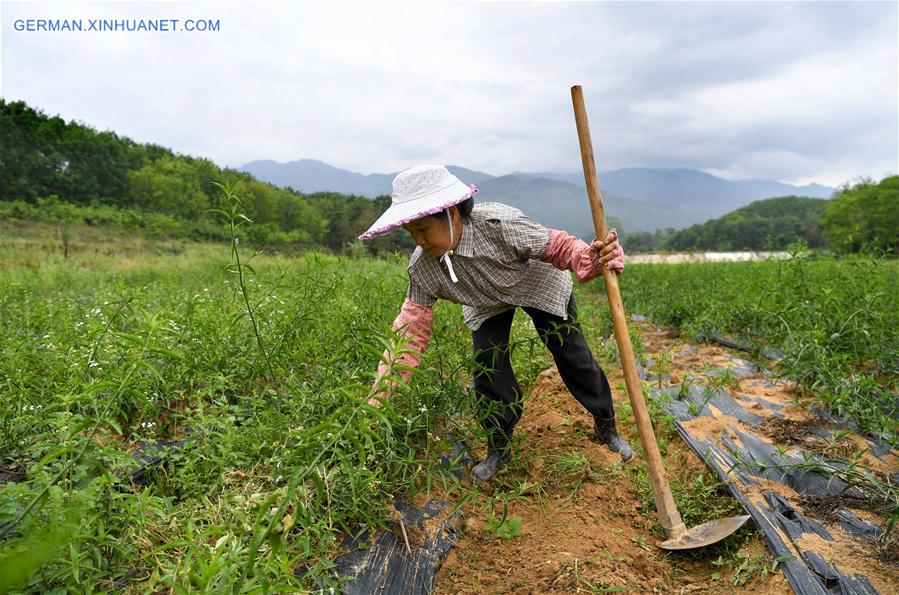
[238,159,393,196]
[595,168,832,211]
[8,98,886,257]
[663,196,829,251]
[238,159,496,197]
[239,160,835,235]
[0,100,415,254]
[474,175,696,239]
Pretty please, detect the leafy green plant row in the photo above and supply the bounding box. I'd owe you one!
[0,185,574,591]
[601,250,898,445]
[0,245,470,590]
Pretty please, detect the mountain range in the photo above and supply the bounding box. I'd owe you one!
[238,159,834,237]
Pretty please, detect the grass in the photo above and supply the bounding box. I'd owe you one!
[0,211,571,591]
[0,237,467,589]
[600,249,898,446]
[598,249,899,540]
[2,211,896,591]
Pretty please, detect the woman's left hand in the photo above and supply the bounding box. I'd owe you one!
[590,229,624,274]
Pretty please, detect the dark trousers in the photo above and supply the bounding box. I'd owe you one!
[471,293,615,450]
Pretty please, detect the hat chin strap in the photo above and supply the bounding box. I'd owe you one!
[440,208,459,283]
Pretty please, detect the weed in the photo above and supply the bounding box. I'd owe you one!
[713,550,790,586]
[483,499,522,540]
[652,346,675,387]
[546,451,593,482]
[731,449,899,538]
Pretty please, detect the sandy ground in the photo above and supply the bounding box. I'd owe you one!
[433,323,797,594]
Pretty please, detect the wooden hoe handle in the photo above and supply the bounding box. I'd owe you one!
[570,85,687,539]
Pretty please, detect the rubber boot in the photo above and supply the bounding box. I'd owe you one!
[471,446,511,481]
[594,415,634,463]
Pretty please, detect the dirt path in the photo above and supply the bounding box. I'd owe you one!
[434,322,793,594]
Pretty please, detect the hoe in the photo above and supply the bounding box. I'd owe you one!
[570,85,750,550]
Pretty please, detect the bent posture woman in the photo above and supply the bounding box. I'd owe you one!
[358,165,632,480]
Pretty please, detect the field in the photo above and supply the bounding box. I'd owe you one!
[610,251,898,445]
[1,218,896,592]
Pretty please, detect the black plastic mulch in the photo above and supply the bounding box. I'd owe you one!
[316,497,462,594]
[643,357,894,595]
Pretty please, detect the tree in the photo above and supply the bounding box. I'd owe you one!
[664,196,828,251]
[821,176,899,255]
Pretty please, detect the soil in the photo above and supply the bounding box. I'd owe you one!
[644,324,899,587]
[793,532,897,594]
[433,322,794,594]
[431,319,897,594]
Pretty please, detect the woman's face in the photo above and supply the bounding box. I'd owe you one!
[403,208,461,258]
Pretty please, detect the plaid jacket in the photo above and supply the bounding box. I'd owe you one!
[406,202,573,331]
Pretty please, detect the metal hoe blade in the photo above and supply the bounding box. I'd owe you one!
[659,515,751,550]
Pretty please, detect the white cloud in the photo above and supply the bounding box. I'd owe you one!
[1,0,895,186]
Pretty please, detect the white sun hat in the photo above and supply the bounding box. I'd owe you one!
[357,164,479,241]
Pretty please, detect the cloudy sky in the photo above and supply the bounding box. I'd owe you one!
[2,1,896,186]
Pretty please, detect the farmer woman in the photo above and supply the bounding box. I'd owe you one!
[358,165,632,480]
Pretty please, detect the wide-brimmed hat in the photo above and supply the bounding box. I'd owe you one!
[357,164,479,240]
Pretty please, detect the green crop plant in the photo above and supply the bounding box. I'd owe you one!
[0,208,463,590]
[2,184,895,590]
[606,255,898,448]
[483,499,523,540]
[210,177,275,382]
[653,346,675,388]
[688,367,739,417]
[731,449,899,539]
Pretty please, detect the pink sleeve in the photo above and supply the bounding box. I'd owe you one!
[540,228,624,282]
[376,298,434,384]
